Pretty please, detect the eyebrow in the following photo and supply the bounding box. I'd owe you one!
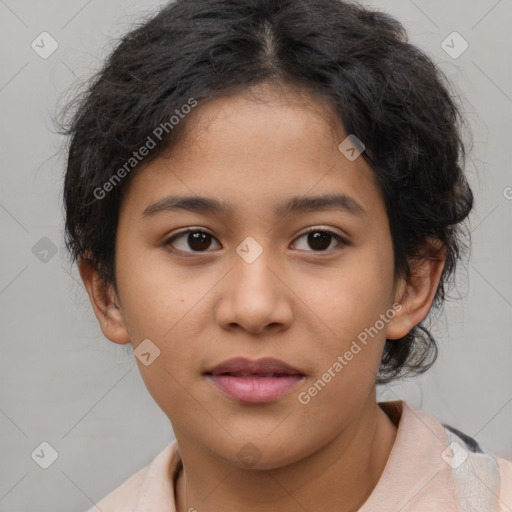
[142,193,367,218]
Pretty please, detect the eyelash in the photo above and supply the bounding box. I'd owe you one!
[164,227,348,255]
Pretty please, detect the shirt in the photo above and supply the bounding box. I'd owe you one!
[85,400,512,511]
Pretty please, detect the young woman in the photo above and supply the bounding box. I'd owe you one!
[61,0,512,510]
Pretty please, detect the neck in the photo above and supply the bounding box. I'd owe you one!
[175,395,398,512]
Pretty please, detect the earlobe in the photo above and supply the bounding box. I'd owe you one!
[385,239,446,341]
[77,257,131,345]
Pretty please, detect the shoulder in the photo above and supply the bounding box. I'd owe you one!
[497,456,512,507]
[84,441,179,512]
[441,422,512,511]
[379,400,512,511]
[85,466,148,512]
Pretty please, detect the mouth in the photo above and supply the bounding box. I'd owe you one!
[204,357,306,403]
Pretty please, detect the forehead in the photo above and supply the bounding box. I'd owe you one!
[120,83,386,223]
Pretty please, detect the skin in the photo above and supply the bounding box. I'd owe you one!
[79,81,445,512]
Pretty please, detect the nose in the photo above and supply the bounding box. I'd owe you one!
[215,248,293,335]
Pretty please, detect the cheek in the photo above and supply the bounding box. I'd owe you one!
[292,252,395,417]
[293,253,394,427]
[302,246,394,348]
[115,245,212,366]
[114,238,192,339]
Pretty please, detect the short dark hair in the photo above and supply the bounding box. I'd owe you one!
[60,0,474,384]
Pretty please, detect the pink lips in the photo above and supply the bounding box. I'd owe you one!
[205,357,306,403]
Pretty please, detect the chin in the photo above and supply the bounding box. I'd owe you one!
[214,435,317,471]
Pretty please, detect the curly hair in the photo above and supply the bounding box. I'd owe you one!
[60,0,474,384]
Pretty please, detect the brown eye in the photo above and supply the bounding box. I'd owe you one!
[292,229,347,252]
[166,230,221,253]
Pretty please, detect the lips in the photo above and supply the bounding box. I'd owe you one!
[205,357,305,377]
[204,357,306,403]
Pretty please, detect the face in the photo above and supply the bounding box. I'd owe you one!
[110,83,405,469]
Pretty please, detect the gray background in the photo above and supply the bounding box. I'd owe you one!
[1,0,511,510]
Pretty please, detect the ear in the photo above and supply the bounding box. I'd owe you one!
[78,256,131,345]
[385,239,446,340]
